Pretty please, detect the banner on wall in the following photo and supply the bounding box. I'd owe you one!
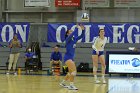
[55,0,80,7]
[82,0,109,8]
[0,23,30,42]
[109,54,140,73]
[24,0,50,7]
[114,0,140,7]
[48,23,140,43]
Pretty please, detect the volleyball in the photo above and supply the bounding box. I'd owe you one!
[81,13,89,21]
[83,13,88,18]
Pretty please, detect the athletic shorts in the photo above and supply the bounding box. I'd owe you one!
[92,50,104,56]
[64,55,74,63]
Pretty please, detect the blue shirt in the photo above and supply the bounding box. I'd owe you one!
[65,28,85,59]
[25,52,35,58]
[50,52,62,61]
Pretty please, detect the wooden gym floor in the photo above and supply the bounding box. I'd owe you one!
[0,72,139,93]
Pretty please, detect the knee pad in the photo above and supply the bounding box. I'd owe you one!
[93,66,97,72]
[67,73,70,76]
[101,65,106,71]
[71,71,77,76]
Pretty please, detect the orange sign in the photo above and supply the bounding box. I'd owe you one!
[55,0,80,7]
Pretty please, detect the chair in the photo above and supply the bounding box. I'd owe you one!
[52,63,60,76]
[25,58,39,74]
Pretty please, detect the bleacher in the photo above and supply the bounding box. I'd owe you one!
[40,42,140,71]
[0,47,10,70]
[41,43,94,71]
[1,42,140,72]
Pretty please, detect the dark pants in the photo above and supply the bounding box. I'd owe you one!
[25,58,38,72]
[25,59,32,70]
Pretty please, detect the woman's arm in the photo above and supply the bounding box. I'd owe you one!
[101,37,107,49]
[92,37,98,51]
[75,24,85,41]
[16,40,21,48]
[65,28,78,43]
[75,30,85,41]
[9,40,13,48]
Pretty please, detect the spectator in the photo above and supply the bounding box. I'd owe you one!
[6,34,22,75]
[25,48,36,73]
[50,45,62,73]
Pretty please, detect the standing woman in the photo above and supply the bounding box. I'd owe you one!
[60,24,85,90]
[6,34,21,75]
[92,29,107,83]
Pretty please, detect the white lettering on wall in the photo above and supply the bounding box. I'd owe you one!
[112,25,125,43]
[56,25,67,43]
[1,25,14,42]
[16,25,27,42]
[1,24,28,42]
[127,25,139,43]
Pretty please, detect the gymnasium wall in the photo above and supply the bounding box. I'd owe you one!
[1,0,140,71]
[1,0,140,22]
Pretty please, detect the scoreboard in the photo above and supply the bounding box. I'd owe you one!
[24,0,50,7]
[114,0,140,7]
[82,0,110,7]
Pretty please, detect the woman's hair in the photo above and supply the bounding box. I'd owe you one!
[99,29,104,33]
[13,33,18,39]
[65,30,69,39]
[55,45,60,48]
[98,29,104,36]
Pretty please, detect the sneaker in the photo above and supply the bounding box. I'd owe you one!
[68,85,78,90]
[27,70,30,74]
[59,83,69,88]
[102,79,106,84]
[14,72,17,75]
[6,72,10,75]
[95,80,100,84]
